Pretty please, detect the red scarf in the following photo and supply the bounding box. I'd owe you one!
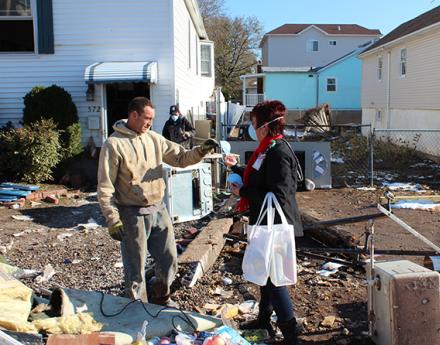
[237,134,284,212]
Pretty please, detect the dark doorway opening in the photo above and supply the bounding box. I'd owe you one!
[106,83,150,135]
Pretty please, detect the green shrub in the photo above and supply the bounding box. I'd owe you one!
[0,119,61,183]
[23,85,82,159]
[62,122,83,158]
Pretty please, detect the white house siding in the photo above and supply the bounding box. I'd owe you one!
[388,30,440,110]
[264,27,378,68]
[362,27,440,131]
[0,0,174,146]
[171,0,214,132]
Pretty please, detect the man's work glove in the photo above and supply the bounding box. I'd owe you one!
[200,139,219,154]
[184,131,193,139]
[108,222,124,241]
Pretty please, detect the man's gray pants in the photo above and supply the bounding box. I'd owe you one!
[119,204,177,304]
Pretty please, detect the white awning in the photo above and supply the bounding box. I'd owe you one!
[84,61,158,84]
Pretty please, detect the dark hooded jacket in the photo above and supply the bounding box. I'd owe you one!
[162,115,196,149]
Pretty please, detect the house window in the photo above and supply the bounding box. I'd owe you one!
[378,56,383,81]
[326,78,336,92]
[329,40,337,46]
[400,48,407,76]
[307,40,319,52]
[375,109,382,121]
[201,43,212,77]
[0,0,34,52]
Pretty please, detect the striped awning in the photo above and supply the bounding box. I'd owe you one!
[84,61,158,84]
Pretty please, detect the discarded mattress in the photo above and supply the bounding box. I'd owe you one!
[61,288,222,343]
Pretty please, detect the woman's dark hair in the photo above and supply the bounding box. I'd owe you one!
[250,100,286,136]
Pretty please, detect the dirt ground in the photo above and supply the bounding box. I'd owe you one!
[0,186,439,344]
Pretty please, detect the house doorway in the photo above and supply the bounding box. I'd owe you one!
[106,83,150,135]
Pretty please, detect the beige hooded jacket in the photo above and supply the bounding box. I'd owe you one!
[98,120,205,226]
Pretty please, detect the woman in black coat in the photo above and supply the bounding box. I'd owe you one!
[226,100,302,344]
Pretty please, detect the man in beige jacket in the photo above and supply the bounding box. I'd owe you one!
[98,97,217,306]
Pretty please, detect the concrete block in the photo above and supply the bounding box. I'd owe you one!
[178,218,233,287]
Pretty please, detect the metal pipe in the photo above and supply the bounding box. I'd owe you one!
[303,212,386,229]
[377,204,440,253]
[369,127,374,187]
[386,50,391,129]
[367,220,375,337]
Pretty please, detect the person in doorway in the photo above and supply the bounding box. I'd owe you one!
[98,97,218,307]
[225,100,302,344]
[162,105,196,149]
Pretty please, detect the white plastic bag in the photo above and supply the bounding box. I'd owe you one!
[242,193,297,286]
[269,195,297,286]
[242,193,274,285]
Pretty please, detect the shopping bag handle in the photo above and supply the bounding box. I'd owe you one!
[270,193,289,226]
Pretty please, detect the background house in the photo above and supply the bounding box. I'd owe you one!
[241,23,380,118]
[360,5,440,133]
[261,24,381,68]
[0,0,215,146]
[250,45,369,124]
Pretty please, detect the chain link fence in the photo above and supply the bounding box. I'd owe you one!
[327,124,373,187]
[372,129,440,188]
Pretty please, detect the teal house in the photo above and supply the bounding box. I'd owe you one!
[242,44,371,123]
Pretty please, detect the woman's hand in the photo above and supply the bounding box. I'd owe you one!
[224,154,237,167]
[230,183,241,196]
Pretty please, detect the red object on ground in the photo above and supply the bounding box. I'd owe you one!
[47,334,115,345]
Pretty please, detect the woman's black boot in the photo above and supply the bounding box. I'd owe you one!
[277,317,297,344]
[239,307,276,338]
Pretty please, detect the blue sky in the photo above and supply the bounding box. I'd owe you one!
[223,0,438,36]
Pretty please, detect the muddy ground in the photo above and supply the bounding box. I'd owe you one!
[0,185,439,344]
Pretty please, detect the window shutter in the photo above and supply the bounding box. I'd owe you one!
[36,0,54,54]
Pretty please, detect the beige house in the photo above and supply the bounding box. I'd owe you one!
[360,6,440,131]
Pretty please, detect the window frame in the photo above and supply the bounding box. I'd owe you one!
[400,48,407,77]
[200,43,212,77]
[329,40,337,46]
[375,109,382,121]
[188,19,191,70]
[307,40,319,52]
[326,77,337,92]
[0,0,38,54]
[377,55,383,81]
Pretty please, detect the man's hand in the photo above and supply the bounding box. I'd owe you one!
[224,154,238,167]
[108,222,124,241]
[184,131,193,139]
[200,139,219,154]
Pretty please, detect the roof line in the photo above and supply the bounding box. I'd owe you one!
[184,0,208,39]
[360,20,440,57]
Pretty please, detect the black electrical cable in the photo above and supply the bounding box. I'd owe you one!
[98,292,197,333]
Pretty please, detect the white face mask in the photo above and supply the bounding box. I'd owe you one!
[171,115,178,121]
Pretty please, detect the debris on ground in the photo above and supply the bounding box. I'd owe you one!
[0,187,438,344]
